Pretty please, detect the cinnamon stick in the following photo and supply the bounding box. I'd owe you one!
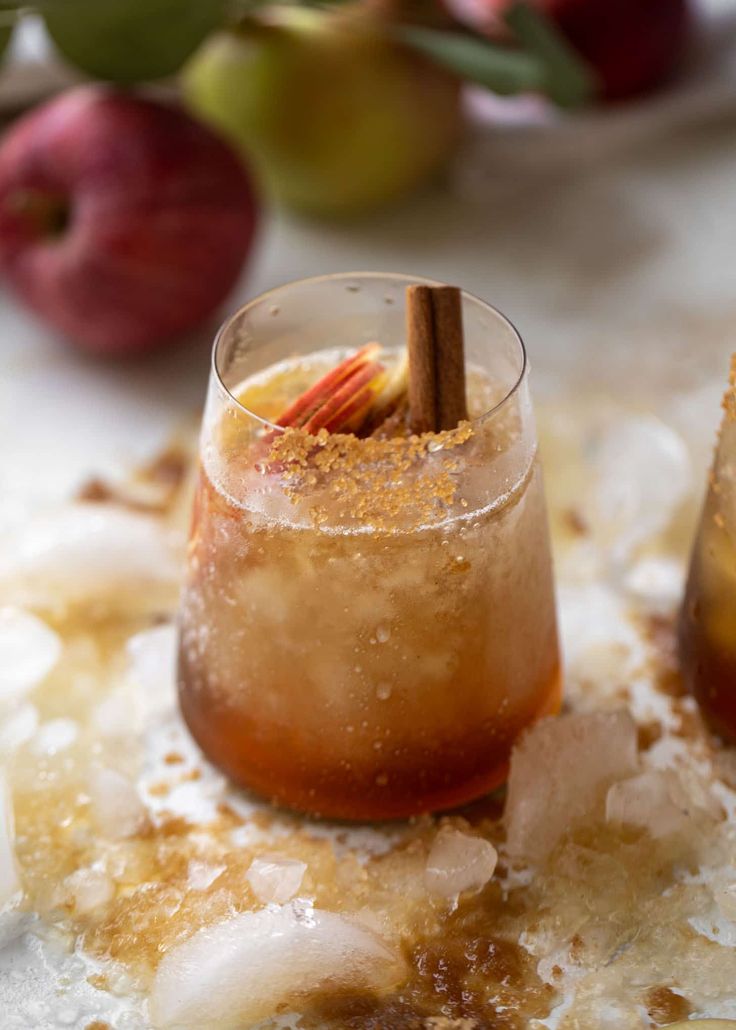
[406,284,467,434]
[407,286,438,435]
[433,286,467,430]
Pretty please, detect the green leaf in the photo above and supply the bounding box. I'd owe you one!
[395,25,544,97]
[503,1,596,108]
[0,9,16,66]
[41,0,228,83]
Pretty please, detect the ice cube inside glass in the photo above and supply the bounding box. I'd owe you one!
[178,273,560,819]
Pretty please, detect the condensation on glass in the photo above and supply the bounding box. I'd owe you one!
[177,273,560,819]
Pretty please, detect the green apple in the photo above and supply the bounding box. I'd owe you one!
[43,0,226,83]
[182,5,462,217]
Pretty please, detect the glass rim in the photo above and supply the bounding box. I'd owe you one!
[211,271,528,433]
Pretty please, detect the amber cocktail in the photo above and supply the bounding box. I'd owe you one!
[680,356,736,740]
[178,273,560,819]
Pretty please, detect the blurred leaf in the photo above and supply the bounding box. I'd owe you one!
[41,0,228,83]
[503,1,596,107]
[0,9,16,65]
[396,25,544,96]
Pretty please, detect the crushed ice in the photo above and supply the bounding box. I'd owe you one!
[0,607,61,706]
[126,623,178,723]
[246,856,307,904]
[505,710,639,861]
[149,901,404,1027]
[0,505,181,609]
[583,414,691,563]
[89,768,147,840]
[424,827,497,899]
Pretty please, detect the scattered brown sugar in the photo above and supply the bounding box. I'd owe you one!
[644,985,692,1024]
[76,442,192,515]
[267,422,473,530]
[163,751,184,765]
[671,696,707,742]
[138,444,190,492]
[85,1022,111,1030]
[147,781,171,797]
[637,720,663,752]
[304,911,554,1030]
[562,507,589,536]
[569,933,585,962]
[76,477,119,504]
[641,613,687,698]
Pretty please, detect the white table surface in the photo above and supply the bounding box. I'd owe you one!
[2,104,736,520]
[2,56,736,1029]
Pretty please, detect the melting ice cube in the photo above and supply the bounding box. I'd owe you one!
[246,856,307,905]
[64,867,114,915]
[126,623,178,722]
[0,505,181,609]
[89,768,147,840]
[505,710,639,862]
[605,770,690,838]
[584,415,691,561]
[31,717,79,756]
[0,772,21,908]
[187,860,226,893]
[424,828,497,898]
[715,883,736,923]
[0,703,39,754]
[0,606,61,705]
[149,902,404,1028]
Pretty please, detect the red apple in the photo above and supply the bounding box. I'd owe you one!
[547,0,690,101]
[483,0,690,101]
[0,86,258,356]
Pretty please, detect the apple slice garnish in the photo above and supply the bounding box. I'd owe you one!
[361,349,408,434]
[271,343,409,441]
[276,343,383,430]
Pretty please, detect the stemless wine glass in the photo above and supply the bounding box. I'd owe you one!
[679,356,736,740]
[178,272,560,820]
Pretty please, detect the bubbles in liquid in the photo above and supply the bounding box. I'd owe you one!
[376,683,392,701]
[375,626,391,644]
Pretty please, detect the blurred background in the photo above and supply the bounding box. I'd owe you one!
[0,0,735,519]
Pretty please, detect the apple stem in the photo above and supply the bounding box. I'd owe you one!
[7,189,70,238]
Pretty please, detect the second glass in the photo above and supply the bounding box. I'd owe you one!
[178,273,560,819]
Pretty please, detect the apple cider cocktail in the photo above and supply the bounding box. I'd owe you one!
[680,356,736,741]
[178,274,560,819]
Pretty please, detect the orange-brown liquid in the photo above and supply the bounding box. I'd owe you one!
[178,460,560,820]
[178,354,560,819]
[679,495,736,742]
